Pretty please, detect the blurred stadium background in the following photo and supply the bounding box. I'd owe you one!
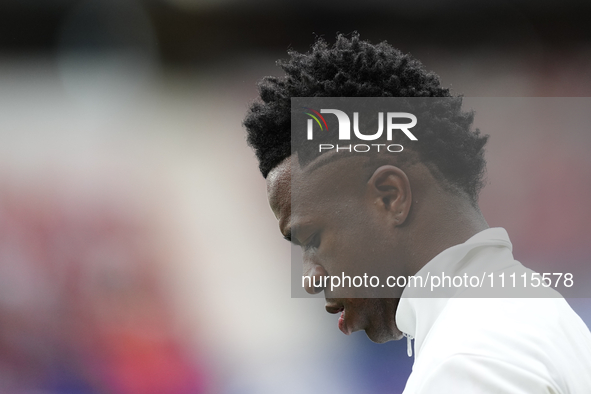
[0,0,590,393]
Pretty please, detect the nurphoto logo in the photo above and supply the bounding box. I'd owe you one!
[302,107,417,153]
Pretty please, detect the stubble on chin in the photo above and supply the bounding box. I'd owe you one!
[359,298,402,343]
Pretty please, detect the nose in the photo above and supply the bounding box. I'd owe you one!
[304,264,329,294]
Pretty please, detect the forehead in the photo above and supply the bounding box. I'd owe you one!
[266,157,292,222]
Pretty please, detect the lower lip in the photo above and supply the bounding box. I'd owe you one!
[338,310,350,335]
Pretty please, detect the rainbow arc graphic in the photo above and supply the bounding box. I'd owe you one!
[302,107,328,131]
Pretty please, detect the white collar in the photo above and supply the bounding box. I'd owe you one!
[395,227,513,356]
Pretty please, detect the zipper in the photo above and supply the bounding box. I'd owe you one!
[402,332,414,357]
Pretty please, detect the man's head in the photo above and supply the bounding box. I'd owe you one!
[244,34,489,343]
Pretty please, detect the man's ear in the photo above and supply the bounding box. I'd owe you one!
[367,165,412,226]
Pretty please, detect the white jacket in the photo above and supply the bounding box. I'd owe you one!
[397,228,591,393]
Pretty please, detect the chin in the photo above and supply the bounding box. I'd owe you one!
[364,327,399,344]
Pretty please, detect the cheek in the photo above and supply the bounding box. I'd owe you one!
[336,225,396,275]
[320,229,372,276]
[321,219,405,299]
[318,202,400,282]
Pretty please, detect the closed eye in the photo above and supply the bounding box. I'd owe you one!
[303,233,321,251]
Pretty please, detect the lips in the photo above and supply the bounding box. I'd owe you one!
[326,302,351,335]
[338,310,351,335]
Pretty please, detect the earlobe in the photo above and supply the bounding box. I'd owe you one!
[368,165,412,226]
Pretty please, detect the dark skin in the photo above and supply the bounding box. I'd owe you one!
[267,151,489,343]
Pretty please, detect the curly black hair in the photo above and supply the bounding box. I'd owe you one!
[244,33,488,201]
